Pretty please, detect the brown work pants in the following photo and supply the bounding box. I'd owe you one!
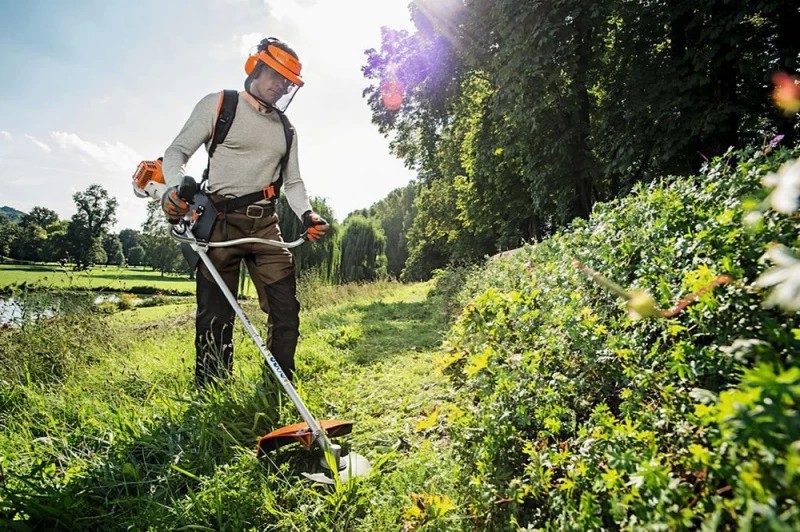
[195,208,299,387]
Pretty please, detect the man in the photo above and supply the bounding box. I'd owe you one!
[160,37,329,386]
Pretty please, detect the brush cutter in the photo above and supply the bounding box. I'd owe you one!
[131,166,370,484]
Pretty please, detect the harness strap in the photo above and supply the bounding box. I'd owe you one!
[274,110,294,197]
[213,186,278,213]
[202,89,239,185]
[201,90,295,215]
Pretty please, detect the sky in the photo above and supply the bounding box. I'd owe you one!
[0,0,417,232]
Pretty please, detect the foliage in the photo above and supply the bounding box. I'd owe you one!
[140,200,186,275]
[126,245,145,267]
[402,176,459,282]
[0,215,20,259]
[0,281,454,531]
[364,0,800,280]
[429,263,483,322]
[349,182,417,279]
[440,145,800,529]
[277,196,339,282]
[9,223,47,262]
[118,228,142,263]
[338,215,388,283]
[20,207,59,229]
[102,233,125,266]
[68,185,118,270]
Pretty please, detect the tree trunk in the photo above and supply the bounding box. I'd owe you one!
[571,15,594,220]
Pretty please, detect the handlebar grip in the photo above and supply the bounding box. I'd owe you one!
[178,175,198,203]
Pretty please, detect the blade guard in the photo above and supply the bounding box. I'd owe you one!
[256,419,353,457]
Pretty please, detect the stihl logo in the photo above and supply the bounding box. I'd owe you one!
[266,346,288,381]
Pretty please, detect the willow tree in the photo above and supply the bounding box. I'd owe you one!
[338,215,387,283]
[350,182,418,278]
[276,196,338,282]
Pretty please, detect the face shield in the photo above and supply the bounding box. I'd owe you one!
[260,64,301,112]
[245,43,304,113]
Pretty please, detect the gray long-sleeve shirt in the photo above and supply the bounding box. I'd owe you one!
[163,91,312,220]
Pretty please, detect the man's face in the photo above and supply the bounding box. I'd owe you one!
[253,66,293,105]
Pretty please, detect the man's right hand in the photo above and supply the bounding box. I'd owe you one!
[161,186,189,223]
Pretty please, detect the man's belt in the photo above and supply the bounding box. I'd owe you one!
[210,183,278,213]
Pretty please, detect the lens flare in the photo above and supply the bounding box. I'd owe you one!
[772,71,800,114]
[380,78,405,111]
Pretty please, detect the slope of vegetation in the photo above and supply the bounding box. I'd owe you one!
[437,146,800,529]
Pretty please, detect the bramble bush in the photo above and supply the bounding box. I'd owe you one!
[439,144,800,530]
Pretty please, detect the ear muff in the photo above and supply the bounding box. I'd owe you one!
[244,39,304,86]
[244,55,260,76]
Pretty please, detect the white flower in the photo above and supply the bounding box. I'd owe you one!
[754,244,800,310]
[763,158,800,214]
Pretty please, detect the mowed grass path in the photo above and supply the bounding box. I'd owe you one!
[1,280,459,530]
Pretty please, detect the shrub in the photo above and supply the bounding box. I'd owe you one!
[442,145,800,530]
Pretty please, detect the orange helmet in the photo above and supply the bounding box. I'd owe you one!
[245,38,304,87]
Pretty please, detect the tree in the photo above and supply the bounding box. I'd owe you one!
[67,184,118,269]
[276,196,339,281]
[10,224,47,262]
[118,229,142,260]
[72,184,118,239]
[127,245,145,267]
[9,206,62,262]
[140,200,184,275]
[363,0,800,281]
[402,177,457,281]
[102,233,125,265]
[359,182,417,278]
[66,220,104,268]
[20,207,59,229]
[0,213,20,260]
[338,215,387,283]
[40,220,69,263]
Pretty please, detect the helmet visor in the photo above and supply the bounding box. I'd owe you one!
[260,64,300,112]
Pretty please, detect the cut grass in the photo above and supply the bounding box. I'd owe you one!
[1,280,462,530]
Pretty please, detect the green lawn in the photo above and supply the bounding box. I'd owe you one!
[0,264,196,294]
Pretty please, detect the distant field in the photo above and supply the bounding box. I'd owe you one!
[0,264,196,294]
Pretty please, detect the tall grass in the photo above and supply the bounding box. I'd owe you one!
[1,278,457,530]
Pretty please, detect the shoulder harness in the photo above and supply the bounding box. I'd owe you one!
[201,89,294,210]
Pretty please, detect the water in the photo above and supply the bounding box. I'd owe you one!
[0,297,53,326]
[0,292,136,327]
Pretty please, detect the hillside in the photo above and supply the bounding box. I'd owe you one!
[436,145,800,529]
[0,206,25,223]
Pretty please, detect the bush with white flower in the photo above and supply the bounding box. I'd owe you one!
[751,73,800,311]
[755,156,800,310]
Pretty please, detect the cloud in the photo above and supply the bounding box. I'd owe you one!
[238,32,264,56]
[50,131,141,172]
[24,134,52,152]
[0,131,11,141]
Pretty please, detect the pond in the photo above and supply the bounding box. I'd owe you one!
[0,293,145,327]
